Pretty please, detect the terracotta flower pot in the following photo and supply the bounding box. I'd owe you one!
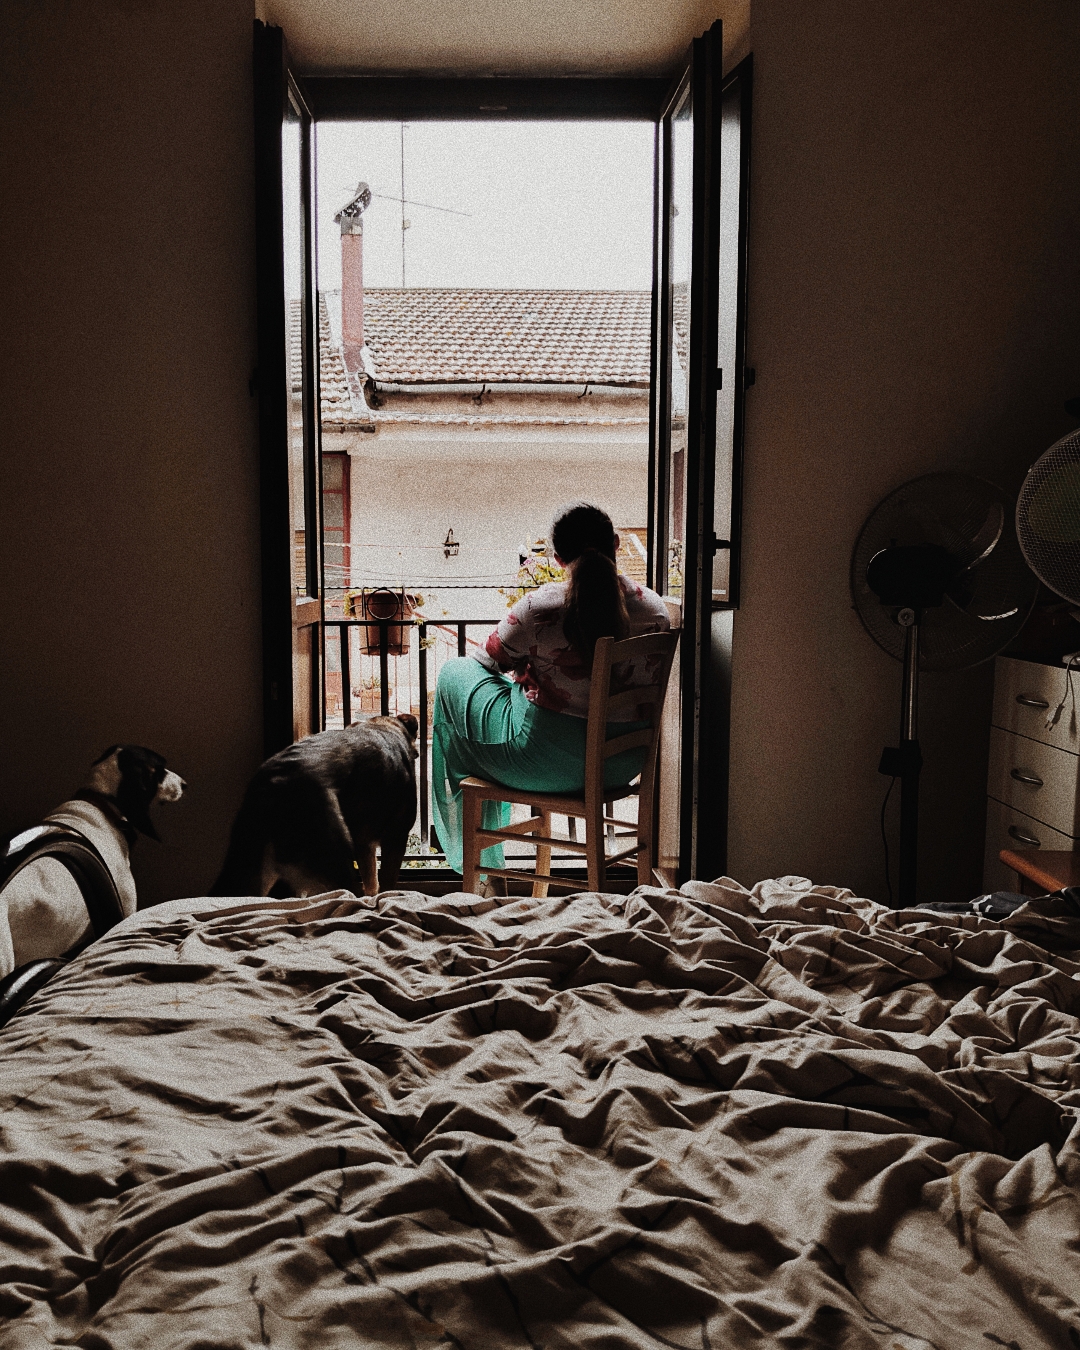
[351,588,420,656]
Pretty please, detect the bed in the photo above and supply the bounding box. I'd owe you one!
[1,876,1079,1347]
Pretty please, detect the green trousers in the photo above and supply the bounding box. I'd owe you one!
[431,658,647,875]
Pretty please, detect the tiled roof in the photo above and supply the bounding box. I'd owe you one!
[314,300,354,425]
[370,412,648,428]
[362,288,651,387]
[616,527,649,586]
[291,297,375,430]
[293,290,653,430]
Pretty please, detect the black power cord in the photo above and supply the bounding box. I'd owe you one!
[880,776,897,906]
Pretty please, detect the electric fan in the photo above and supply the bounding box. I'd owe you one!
[851,473,1039,907]
[1016,428,1080,606]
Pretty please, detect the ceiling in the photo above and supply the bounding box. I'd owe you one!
[261,0,748,79]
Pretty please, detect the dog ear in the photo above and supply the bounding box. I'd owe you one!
[114,746,166,842]
[395,713,419,743]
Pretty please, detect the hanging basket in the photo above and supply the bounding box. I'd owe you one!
[349,587,421,656]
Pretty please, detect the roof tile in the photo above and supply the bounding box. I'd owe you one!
[362,288,651,387]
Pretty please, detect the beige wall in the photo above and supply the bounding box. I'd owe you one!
[729,0,1080,903]
[3,0,1078,912]
[343,426,649,620]
[0,0,262,904]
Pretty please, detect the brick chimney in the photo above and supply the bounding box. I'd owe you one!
[333,181,371,374]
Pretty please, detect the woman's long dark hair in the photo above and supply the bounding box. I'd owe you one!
[551,503,629,668]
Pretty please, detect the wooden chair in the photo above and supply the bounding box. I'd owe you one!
[460,629,680,896]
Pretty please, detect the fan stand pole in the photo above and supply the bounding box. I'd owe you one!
[897,609,923,907]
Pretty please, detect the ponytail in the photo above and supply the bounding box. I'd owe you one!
[552,504,629,669]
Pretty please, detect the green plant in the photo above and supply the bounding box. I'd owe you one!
[500,554,565,607]
[402,832,450,870]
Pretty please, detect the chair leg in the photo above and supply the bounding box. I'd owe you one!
[462,785,481,895]
[532,808,551,899]
[636,803,653,887]
[586,803,605,892]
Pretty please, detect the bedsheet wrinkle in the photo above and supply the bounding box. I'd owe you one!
[2,877,1080,1346]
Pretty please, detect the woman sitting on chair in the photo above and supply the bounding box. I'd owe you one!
[431,502,670,876]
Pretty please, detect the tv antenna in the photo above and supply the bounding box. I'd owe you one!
[368,123,472,287]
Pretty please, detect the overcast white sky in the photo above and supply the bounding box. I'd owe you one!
[315,121,655,293]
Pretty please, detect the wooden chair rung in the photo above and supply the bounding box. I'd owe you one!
[477,829,589,855]
[604,842,642,865]
[484,816,548,838]
[475,866,583,890]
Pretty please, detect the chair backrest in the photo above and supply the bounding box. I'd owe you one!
[583,629,681,804]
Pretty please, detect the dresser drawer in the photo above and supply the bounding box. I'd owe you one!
[988,729,1080,831]
[993,656,1080,755]
[987,725,1080,835]
[983,797,1075,892]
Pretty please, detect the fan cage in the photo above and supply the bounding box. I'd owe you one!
[851,472,1037,671]
[1016,427,1080,608]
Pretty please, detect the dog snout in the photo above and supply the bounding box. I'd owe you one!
[157,770,186,803]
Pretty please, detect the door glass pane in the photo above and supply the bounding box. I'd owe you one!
[666,86,693,599]
[712,81,741,602]
[283,98,306,598]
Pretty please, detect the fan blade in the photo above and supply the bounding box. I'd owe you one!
[946,528,1031,620]
[943,588,1020,621]
[953,501,1004,571]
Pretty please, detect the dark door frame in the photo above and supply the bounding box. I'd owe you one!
[651,26,755,882]
[254,21,323,756]
[303,78,669,122]
[255,32,752,882]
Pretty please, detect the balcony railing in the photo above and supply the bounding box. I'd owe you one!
[325,617,496,862]
[323,613,636,873]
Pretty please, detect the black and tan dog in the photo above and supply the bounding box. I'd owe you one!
[211,715,419,898]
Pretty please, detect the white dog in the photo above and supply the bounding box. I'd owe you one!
[0,746,185,978]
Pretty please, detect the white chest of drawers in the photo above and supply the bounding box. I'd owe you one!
[983,655,1080,891]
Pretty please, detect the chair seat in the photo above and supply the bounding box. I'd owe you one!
[460,776,637,816]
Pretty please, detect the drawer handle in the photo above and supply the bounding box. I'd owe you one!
[1010,768,1044,786]
[1016,694,1050,709]
[1008,825,1042,847]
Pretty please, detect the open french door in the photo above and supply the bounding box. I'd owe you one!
[650,24,752,884]
[254,20,323,755]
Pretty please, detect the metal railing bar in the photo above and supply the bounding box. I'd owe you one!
[401,852,589,863]
[379,619,390,717]
[339,623,351,728]
[418,621,429,846]
[326,613,515,861]
[330,618,498,626]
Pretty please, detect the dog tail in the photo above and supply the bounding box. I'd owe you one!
[208,789,265,896]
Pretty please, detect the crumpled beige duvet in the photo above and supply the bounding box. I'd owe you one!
[2,877,1080,1348]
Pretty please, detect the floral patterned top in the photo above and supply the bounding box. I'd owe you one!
[475,575,671,719]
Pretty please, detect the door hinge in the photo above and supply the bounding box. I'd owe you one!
[744,366,756,388]
[712,535,732,553]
